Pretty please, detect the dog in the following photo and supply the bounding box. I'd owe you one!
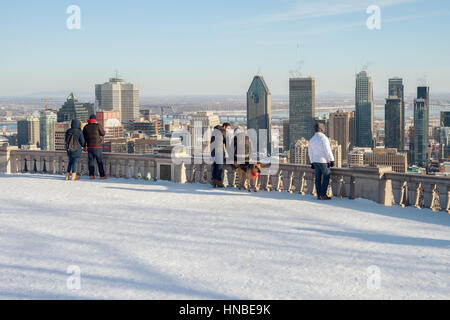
[237,163,263,192]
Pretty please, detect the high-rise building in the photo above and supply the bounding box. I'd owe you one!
[17,116,40,148]
[53,122,70,151]
[385,97,402,149]
[292,138,309,165]
[329,110,354,163]
[83,103,96,117]
[57,93,89,123]
[355,71,374,148]
[441,111,450,127]
[247,75,272,156]
[282,120,290,152]
[440,127,450,160]
[388,78,405,149]
[39,109,57,151]
[413,86,430,166]
[95,77,139,122]
[289,77,315,152]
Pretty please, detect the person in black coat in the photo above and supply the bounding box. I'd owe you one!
[65,119,86,181]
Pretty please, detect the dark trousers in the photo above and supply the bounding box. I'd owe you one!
[212,163,224,181]
[314,163,330,197]
[67,156,78,173]
[88,148,106,177]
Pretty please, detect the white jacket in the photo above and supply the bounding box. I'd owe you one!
[308,133,335,164]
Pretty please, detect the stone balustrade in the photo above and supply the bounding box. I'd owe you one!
[1,145,449,213]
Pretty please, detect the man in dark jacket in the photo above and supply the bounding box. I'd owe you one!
[65,119,86,181]
[83,114,107,179]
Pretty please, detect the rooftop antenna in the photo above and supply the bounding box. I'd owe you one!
[289,42,304,78]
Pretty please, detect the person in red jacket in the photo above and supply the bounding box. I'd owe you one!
[83,114,107,179]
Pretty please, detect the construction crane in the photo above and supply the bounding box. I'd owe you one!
[41,97,55,109]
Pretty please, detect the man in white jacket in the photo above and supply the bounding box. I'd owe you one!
[308,123,335,200]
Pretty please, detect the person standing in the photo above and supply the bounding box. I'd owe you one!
[83,115,107,180]
[65,119,85,181]
[210,125,225,188]
[308,123,335,200]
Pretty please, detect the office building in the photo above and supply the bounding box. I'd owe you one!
[413,86,430,166]
[247,75,272,156]
[17,116,40,148]
[385,97,403,149]
[95,77,140,122]
[282,120,290,152]
[441,111,450,127]
[289,77,315,154]
[364,148,408,173]
[57,93,89,123]
[388,78,405,149]
[329,110,354,163]
[53,122,71,151]
[39,109,57,151]
[355,71,374,148]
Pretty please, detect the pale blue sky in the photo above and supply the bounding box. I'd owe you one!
[0,0,449,97]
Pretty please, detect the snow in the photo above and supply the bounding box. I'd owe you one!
[0,173,449,300]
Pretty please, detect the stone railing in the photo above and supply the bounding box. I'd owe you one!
[1,146,449,213]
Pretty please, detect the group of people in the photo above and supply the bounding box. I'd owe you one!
[64,116,336,201]
[64,115,107,181]
[210,121,336,201]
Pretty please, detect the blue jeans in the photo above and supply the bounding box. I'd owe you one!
[212,163,224,181]
[67,156,78,173]
[88,148,106,177]
[314,163,330,197]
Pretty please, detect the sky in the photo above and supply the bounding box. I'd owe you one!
[0,0,449,97]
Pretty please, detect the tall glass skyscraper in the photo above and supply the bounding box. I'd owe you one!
[247,75,271,156]
[387,78,405,150]
[39,109,57,151]
[355,71,374,148]
[413,86,430,166]
[289,77,315,151]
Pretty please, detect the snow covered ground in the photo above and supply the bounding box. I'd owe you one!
[0,173,449,300]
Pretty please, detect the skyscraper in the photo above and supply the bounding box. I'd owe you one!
[329,110,354,163]
[289,77,315,148]
[95,77,139,122]
[57,93,89,123]
[441,111,450,127]
[39,109,57,151]
[413,86,430,166]
[282,119,290,152]
[247,75,271,156]
[355,71,374,148]
[385,97,402,149]
[388,78,405,149]
[17,116,40,148]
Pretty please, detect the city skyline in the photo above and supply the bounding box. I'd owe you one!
[1,0,449,97]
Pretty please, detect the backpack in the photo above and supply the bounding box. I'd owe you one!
[66,131,78,153]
